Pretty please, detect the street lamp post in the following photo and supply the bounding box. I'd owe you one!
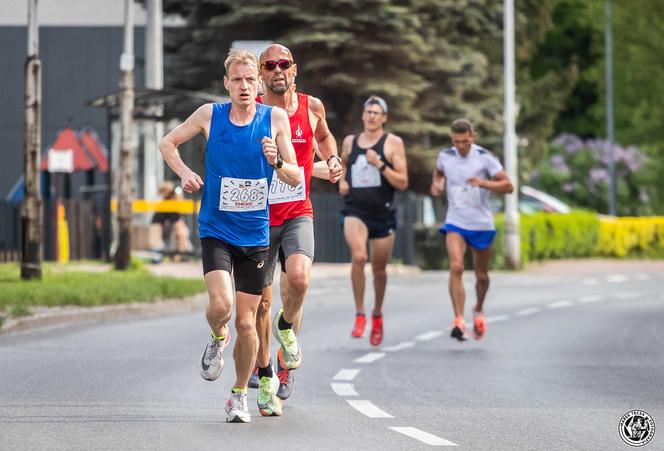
[503,0,520,269]
[605,0,617,216]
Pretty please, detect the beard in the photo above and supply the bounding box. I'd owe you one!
[268,79,291,95]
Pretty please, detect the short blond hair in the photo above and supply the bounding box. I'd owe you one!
[224,48,258,74]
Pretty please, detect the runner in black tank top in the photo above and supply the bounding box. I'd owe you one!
[338,96,408,348]
[342,133,395,218]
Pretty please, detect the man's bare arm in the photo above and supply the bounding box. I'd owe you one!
[158,104,210,193]
[268,107,301,187]
[380,135,408,191]
[310,96,342,182]
[431,169,445,196]
[338,135,353,196]
[468,171,513,193]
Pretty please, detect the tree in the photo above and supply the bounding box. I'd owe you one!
[162,0,571,190]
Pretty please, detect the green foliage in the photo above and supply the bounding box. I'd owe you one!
[161,0,568,189]
[0,263,206,311]
[532,134,657,215]
[416,211,600,270]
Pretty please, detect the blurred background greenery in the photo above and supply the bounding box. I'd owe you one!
[159,0,664,215]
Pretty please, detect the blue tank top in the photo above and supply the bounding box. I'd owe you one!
[198,102,274,246]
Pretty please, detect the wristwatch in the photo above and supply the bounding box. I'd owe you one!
[379,162,387,172]
[272,153,284,169]
[327,155,342,164]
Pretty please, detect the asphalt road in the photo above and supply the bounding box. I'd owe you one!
[1,263,663,450]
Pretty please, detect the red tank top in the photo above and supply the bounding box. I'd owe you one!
[258,93,315,226]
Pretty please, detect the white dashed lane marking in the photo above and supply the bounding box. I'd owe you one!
[331,383,358,396]
[415,331,444,341]
[390,427,459,446]
[346,400,394,418]
[485,314,510,324]
[515,307,540,317]
[606,274,629,283]
[333,369,360,381]
[354,352,386,363]
[612,292,642,300]
[382,341,416,352]
[547,300,574,309]
[579,295,602,303]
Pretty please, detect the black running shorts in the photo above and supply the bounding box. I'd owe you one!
[201,237,269,295]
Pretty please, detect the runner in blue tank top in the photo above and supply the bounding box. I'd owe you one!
[159,48,300,423]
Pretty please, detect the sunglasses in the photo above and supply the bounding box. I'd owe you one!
[261,59,294,71]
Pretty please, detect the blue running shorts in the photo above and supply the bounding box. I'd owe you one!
[439,223,496,250]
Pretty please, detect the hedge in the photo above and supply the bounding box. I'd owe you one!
[415,212,664,270]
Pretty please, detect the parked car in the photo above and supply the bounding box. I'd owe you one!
[491,185,571,214]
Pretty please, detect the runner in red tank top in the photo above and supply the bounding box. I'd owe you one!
[249,44,343,410]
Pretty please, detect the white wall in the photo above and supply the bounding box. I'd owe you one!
[0,0,184,26]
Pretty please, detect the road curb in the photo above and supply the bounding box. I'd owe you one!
[0,293,208,337]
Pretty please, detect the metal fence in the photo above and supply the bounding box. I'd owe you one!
[0,192,428,264]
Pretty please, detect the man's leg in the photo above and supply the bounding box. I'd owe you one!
[446,232,467,317]
[343,216,369,314]
[233,291,262,390]
[367,232,395,346]
[471,245,492,312]
[446,232,468,341]
[343,216,370,338]
[470,244,492,340]
[200,270,233,381]
[256,285,273,368]
[282,253,311,323]
[368,234,395,317]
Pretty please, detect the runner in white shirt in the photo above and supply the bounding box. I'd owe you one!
[430,119,513,341]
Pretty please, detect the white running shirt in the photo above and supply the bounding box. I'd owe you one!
[435,144,503,230]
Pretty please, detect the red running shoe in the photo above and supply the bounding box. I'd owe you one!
[473,309,486,340]
[351,313,366,338]
[370,315,383,346]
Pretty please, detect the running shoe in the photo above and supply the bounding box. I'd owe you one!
[248,363,260,389]
[276,358,294,401]
[369,314,383,346]
[225,391,250,423]
[450,316,468,342]
[257,371,283,417]
[351,313,366,338]
[199,329,231,381]
[272,308,302,370]
[473,309,486,340]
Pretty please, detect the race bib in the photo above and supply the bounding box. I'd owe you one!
[450,185,482,209]
[351,155,381,188]
[220,177,268,212]
[268,167,306,204]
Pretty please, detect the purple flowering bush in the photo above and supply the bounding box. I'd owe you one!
[531,133,655,215]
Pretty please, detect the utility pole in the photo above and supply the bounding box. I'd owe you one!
[21,0,43,280]
[605,0,617,216]
[503,0,520,269]
[144,0,164,200]
[115,0,135,270]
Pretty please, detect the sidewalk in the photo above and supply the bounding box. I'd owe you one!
[146,260,421,280]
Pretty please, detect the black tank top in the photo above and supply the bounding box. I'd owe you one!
[343,133,395,216]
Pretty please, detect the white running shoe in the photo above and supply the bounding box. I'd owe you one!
[225,391,251,423]
[199,329,231,381]
[257,370,283,417]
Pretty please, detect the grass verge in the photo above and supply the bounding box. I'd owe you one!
[0,262,206,314]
